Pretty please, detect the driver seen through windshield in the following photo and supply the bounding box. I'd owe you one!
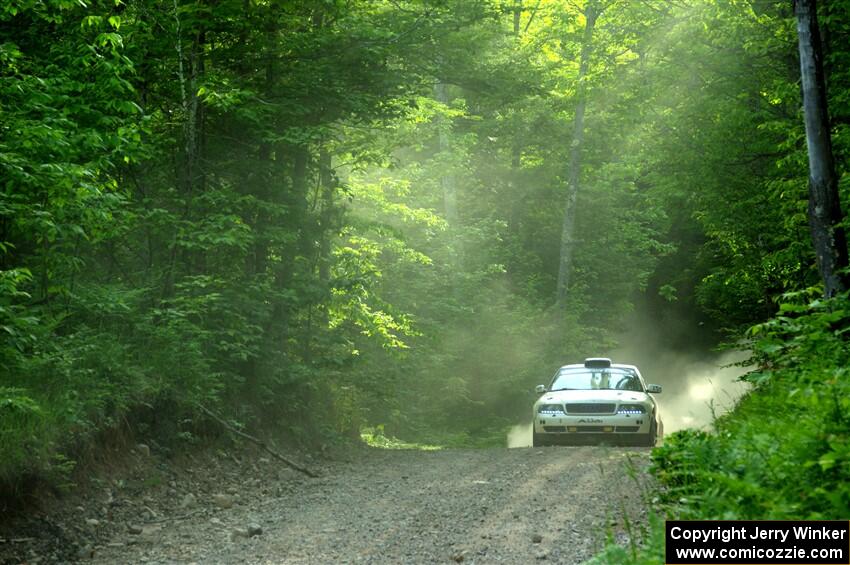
[550,368,644,392]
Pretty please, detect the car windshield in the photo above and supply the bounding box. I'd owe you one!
[550,367,644,392]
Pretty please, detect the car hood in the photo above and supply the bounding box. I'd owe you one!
[539,389,649,404]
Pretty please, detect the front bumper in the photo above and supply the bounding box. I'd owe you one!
[534,413,651,437]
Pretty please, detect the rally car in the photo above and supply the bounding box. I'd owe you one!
[532,358,662,447]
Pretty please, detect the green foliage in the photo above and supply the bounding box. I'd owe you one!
[0,386,61,487]
[585,513,666,565]
[360,426,442,451]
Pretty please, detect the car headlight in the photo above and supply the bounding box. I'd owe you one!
[537,404,564,415]
[617,404,646,415]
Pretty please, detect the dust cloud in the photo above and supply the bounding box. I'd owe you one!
[648,349,750,433]
[507,423,533,448]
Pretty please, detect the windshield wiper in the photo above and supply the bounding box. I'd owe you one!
[549,388,575,392]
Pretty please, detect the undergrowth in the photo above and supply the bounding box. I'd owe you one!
[360,426,443,450]
[360,424,511,450]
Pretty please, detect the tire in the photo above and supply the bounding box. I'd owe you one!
[532,432,548,447]
[641,420,657,447]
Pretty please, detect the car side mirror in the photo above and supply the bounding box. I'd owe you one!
[647,384,662,394]
[535,384,547,394]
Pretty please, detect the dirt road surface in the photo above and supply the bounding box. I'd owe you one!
[2,445,653,565]
[93,446,650,564]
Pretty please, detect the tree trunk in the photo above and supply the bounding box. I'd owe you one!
[173,0,204,198]
[317,150,335,285]
[507,0,524,276]
[172,0,205,278]
[293,146,311,256]
[556,1,598,308]
[794,0,849,297]
[299,149,337,366]
[435,81,458,225]
[513,0,522,35]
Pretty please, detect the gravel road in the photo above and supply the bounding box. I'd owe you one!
[80,446,652,565]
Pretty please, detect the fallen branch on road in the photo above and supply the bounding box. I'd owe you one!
[195,404,320,478]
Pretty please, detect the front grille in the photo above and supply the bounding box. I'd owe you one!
[543,426,566,433]
[564,403,616,414]
[615,426,639,432]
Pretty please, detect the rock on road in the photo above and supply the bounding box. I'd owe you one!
[88,446,652,565]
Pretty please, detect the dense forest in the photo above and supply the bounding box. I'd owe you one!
[2,0,850,555]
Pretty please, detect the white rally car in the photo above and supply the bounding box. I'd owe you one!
[532,358,662,447]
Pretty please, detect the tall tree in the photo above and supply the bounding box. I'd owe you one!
[435,81,458,225]
[794,0,849,297]
[556,0,598,307]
